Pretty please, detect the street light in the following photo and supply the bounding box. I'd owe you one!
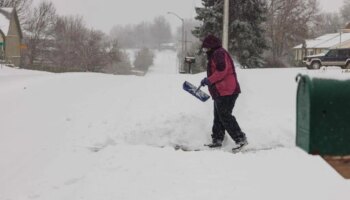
[167,11,185,73]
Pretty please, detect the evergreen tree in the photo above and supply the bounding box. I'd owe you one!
[193,0,223,40]
[193,0,268,68]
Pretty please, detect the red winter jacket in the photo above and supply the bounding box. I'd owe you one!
[202,35,241,99]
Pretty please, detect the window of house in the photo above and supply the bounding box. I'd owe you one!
[307,49,314,56]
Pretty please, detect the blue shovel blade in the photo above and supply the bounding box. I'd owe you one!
[183,81,210,102]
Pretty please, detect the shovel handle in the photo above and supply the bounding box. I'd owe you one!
[195,85,202,93]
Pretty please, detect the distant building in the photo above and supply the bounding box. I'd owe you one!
[159,42,177,51]
[0,7,23,67]
[293,23,350,66]
[345,22,350,29]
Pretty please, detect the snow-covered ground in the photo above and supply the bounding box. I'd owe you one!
[0,51,349,200]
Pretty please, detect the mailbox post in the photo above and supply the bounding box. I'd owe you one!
[184,56,195,74]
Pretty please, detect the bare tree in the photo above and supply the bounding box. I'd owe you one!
[151,16,172,48]
[110,25,135,48]
[110,23,152,48]
[110,15,173,49]
[312,12,342,37]
[134,22,153,48]
[133,48,154,72]
[341,0,350,24]
[102,39,132,75]
[23,1,57,66]
[79,29,108,72]
[51,15,119,72]
[265,0,320,62]
[50,16,87,71]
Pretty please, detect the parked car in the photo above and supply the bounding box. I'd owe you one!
[303,48,350,69]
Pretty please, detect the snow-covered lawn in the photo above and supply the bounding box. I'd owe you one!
[1,51,349,200]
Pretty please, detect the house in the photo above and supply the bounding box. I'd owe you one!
[0,7,23,67]
[293,25,350,66]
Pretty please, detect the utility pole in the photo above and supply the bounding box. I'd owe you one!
[167,11,185,73]
[185,30,187,57]
[223,0,229,50]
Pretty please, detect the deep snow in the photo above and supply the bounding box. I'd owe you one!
[0,50,349,200]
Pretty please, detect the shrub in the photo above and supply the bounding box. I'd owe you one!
[133,48,154,72]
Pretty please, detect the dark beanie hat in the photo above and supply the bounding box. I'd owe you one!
[202,34,222,49]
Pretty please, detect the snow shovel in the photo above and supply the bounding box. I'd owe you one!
[183,81,210,102]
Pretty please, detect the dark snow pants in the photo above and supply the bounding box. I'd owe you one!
[212,93,245,143]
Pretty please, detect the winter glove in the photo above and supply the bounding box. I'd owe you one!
[200,78,210,87]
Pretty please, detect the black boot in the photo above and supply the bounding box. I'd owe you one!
[205,139,223,148]
[232,134,248,153]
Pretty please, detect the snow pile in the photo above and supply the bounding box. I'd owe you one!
[0,51,349,200]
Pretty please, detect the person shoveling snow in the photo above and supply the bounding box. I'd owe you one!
[199,34,248,153]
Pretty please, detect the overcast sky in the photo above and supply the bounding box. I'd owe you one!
[32,0,344,34]
[319,0,344,12]
[32,0,201,34]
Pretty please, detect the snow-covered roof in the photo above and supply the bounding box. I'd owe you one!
[294,32,350,49]
[0,7,14,36]
[335,39,350,48]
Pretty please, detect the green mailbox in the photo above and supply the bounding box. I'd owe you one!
[296,74,350,156]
